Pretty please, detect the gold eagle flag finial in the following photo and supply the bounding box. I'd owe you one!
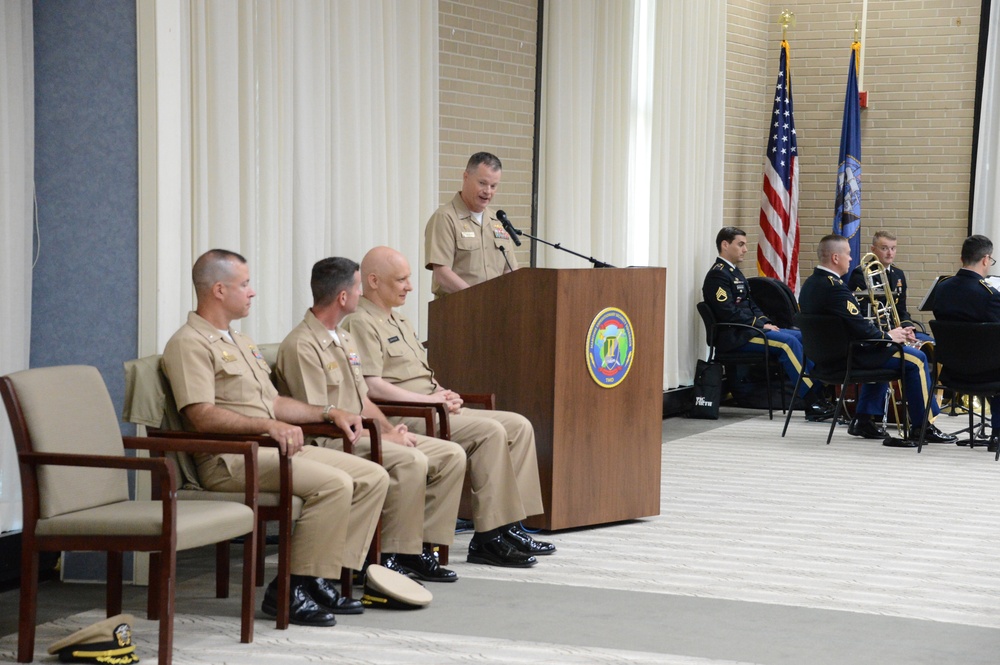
[778,9,795,41]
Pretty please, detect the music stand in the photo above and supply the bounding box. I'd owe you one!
[918,275,950,312]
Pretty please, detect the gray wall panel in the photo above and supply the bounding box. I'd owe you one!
[32,0,139,582]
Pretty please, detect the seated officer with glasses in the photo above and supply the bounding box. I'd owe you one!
[931,235,1000,451]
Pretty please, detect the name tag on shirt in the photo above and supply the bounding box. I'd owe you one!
[388,336,400,343]
[461,231,476,238]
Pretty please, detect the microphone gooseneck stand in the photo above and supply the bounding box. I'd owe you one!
[510,228,615,268]
[496,209,614,268]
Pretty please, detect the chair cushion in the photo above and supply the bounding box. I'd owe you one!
[36,500,254,551]
[8,366,129,517]
[178,489,303,517]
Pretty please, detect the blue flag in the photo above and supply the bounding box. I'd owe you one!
[834,42,862,274]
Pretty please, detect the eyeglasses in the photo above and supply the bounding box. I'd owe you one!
[990,256,997,267]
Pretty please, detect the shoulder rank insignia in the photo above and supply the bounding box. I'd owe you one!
[847,301,859,316]
[715,287,728,302]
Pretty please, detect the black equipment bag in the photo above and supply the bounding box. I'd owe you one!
[689,359,723,419]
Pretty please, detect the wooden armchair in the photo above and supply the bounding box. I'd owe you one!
[371,392,496,564]
[122,354,379,630]
[2,365,258,665]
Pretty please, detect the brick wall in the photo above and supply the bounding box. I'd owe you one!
[437,0,539,268]
[725,0,981,322]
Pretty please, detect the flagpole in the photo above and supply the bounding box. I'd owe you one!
[859,0,869,91]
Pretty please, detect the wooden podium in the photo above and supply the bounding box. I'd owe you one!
[427,267,665,531]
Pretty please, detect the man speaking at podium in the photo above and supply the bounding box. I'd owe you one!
[424,152,519,297]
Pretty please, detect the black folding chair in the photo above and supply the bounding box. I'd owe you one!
[928,320,1000,459]
[696,301,785,419]
[783,313,914,445]
[747,277,799,330]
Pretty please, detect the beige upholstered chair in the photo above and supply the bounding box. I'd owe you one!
[1,365,257,665]
[123,354,380,629]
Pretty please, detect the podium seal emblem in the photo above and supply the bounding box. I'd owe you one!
[586,307,635,388]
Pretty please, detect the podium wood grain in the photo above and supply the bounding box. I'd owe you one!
[427,267,665,531]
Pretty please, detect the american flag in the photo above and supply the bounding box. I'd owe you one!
[757,41,800,294]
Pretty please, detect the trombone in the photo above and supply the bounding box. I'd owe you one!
[857,253,938,435]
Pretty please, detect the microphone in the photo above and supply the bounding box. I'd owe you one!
[496,210,522,247]
[498,245,515,273]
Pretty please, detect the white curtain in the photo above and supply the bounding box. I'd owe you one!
[139,0,438,352]
[538,0,726,390]
[0,0,33,534]
[973,4,1000,240]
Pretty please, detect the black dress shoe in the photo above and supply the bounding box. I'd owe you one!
[988,435,999,453]
[882,437,918,448]
[804,401,837,422]
[847,418,887,439]
[303,576,364,615]
[467,534,537,567]
[910,424,959,444]
[503,524,556,555]
[261,579,337,627]
[382,552,458,583]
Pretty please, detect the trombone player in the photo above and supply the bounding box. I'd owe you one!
[847,230,932,343]
[799,235,956,445]
[931,235,1000,452]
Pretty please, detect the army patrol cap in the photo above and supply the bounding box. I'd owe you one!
[47,614,139,663]
[361,564,433,609]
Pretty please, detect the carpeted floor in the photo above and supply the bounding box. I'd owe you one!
[3,410,1000,664]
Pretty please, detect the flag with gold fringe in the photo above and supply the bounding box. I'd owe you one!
[834,41,862,274]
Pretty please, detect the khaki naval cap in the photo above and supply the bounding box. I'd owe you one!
[47,614,139,663]
[361,564,433,609]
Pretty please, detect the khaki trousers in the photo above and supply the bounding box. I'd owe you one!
[197,446,388,579]
[319,434,465,554]
[398,408,544,532]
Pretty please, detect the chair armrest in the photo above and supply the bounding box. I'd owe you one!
[712,321,768,339]
[148,429,286,515]
[300,419,382,465]
[372,399,450,440]
[458,393,495,410]
[19,451,178,519]
[124,436,259,509]
[375,403,438,440]
[846,338,906,367]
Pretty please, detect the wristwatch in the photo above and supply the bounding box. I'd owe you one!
[322,405,335,423]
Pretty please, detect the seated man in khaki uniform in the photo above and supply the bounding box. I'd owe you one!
[274,257,466,583]
[344,246,555,568]
[162,249,390,627]
[424,151,519,297]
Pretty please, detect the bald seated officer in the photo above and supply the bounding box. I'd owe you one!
[344,246,555,568]
[162,249,389,627]
[424,151,519,297]
[275,256,466,583]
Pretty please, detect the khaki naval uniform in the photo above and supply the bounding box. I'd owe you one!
[343,298,544,532]
[274,310,464,553]
[161,311,389,579]
[424,192,519,298]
